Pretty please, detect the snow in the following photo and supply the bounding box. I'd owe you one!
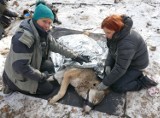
[0,0,160,117]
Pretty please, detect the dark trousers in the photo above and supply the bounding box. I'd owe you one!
[110,68,144,93]
[3,59,55,96]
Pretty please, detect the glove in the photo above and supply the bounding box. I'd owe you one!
[72,55,90,65]
[96,82,108,90]
[40,71,51,82]
[105,66,111,75]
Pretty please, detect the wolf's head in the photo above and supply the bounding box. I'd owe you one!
[82,89,109,113]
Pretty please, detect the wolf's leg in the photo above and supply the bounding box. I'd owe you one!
[49,74,71,104]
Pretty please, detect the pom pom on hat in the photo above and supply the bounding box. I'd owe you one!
[33,3,54,21]
[36,0,46,6]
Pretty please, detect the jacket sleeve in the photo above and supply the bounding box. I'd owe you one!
[105,50,115,67]
[49,35,78,58]
[102,41,136,86]
[3,9,18,17]
[12,32,43,81]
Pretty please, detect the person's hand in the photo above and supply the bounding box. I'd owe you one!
[96,82,108,90]
[40,71,52,82]
[105,66,111,75]
[72,55,90,65]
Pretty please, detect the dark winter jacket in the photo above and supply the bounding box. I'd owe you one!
[3,19,78,94]
[103,15,149,86]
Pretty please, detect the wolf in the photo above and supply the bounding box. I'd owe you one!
[49,67,110,113]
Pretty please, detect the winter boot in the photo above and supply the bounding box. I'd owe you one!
[139,76,158,89]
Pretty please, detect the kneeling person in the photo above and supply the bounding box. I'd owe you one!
[2,3,90,96]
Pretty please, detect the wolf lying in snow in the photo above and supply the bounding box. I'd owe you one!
[49,67,110,113]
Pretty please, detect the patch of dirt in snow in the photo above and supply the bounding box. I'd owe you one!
[126,90,160,118]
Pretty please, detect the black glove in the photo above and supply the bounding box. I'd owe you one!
[72,55,90,65]
[40,71,51,82]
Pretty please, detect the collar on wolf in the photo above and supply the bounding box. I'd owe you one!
[83,90,94,108]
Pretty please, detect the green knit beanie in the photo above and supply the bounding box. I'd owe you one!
[33,3,54,21]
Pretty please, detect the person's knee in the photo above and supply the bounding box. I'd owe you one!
[45,84,54,94]
[43,81,54,94]
[41,60,55,73]
[44,60,53,66]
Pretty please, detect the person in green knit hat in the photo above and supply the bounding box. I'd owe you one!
[2,2,90,96]
[28,0,62,24]
[33,3,54,21]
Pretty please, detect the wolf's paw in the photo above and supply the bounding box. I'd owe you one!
[49,98,57,105]
[49,99,56,105]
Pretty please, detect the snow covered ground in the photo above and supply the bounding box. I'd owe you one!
[0,0,160,117]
